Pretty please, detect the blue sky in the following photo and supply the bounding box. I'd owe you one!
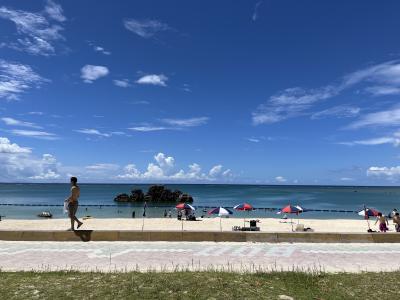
[1,0,400,185]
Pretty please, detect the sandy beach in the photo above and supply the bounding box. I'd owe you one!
[0,217,396,233]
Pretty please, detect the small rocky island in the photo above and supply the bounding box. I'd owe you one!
[114,185,194,203]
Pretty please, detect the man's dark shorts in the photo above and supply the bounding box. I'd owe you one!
[68,201,78,218]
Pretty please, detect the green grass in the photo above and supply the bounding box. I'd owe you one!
[0,271,399,299]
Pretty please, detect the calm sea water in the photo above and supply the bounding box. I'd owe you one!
[0,183,399,219]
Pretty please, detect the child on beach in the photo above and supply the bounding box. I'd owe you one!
[393,212,400,232]
[66,177,83,231]
[375,212,389,232]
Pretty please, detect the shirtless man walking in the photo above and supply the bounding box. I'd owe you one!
[67,177,83,231]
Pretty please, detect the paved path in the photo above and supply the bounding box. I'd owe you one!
[1,241,400,273]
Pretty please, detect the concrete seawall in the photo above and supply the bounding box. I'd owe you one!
[1,230,400,243]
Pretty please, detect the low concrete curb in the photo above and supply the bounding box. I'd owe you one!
[1,230,400,243]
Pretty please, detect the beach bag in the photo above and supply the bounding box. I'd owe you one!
[63,200,69,214]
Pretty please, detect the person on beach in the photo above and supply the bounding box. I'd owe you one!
[66,176,83,231]
[393,212,400,232]
[375,212,389,232]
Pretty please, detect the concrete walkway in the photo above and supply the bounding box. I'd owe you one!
[1,241,400,273]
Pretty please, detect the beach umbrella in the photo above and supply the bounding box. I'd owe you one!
[175,203,195,211]
[277,204,303,231]
[359,206,381,231]
[233,203,253,211]
[208,207,233,231]
[278,205,302,215]
[175,203,195,231]
[358,208,380,218]
[234,203,254,226]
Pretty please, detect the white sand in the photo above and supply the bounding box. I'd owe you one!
[0,217,395,232]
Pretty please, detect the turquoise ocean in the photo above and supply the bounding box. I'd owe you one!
[0,183,399,219]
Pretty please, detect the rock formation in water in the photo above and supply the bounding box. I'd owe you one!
[114,185,194,203]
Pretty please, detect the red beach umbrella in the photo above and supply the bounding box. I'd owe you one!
[175,203,195,211]
[233,203,254,211]
[279,205,302,215]
[234,203,254,227]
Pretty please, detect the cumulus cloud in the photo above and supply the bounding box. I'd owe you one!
[0,1,65,56]
[2,117,41,129]
[367,166,400,178]
[136,74,168,87]
[124,19,170,38]
[253,60,400,125]
[0,137,31,154]
[117,152,232,182]
[80,65,109,83]
[0,59,48,100]
[0,137,61,181]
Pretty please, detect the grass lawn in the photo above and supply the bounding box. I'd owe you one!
[0,271,399,299]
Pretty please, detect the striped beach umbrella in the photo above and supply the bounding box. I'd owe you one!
[278,204,302,215]
[358,208,380,218]
[234,203,254,227]
[208,207,233,231]
[277,204,304,231]
[233,203,254,211]
[175,203,195,211]
[208,207,233,216]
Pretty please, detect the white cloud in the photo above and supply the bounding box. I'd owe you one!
[340,177,354,181]
[161,117,209,127]
[124,19,170,38]
[116,164,141,179]
[252,1,263,21]
[75,128,111,138]
[10,129,58,140]
[247,137,260,143]
[128,126,169,132]
[80,65,109,83]
[2,117,41,129]
[209,165,223,177]
[117,153,232,182]
[341,136,400,147]
[113,79,130,88]
[367,166,400,178]
[93,46,111,55]
[253,60,400,125]
[44,0,66,22]
[0,137,61,181]
[347,107,400,129]
[0,59,48,100]
[0,2,65,56]
[154,152,175,169]
[0,137,31,153]
[311,105,360,120]
[85,163,119,172]
[275,176,287,183]
[136,74,168,87]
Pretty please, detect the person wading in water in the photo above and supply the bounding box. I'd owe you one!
[67,177,83,231]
